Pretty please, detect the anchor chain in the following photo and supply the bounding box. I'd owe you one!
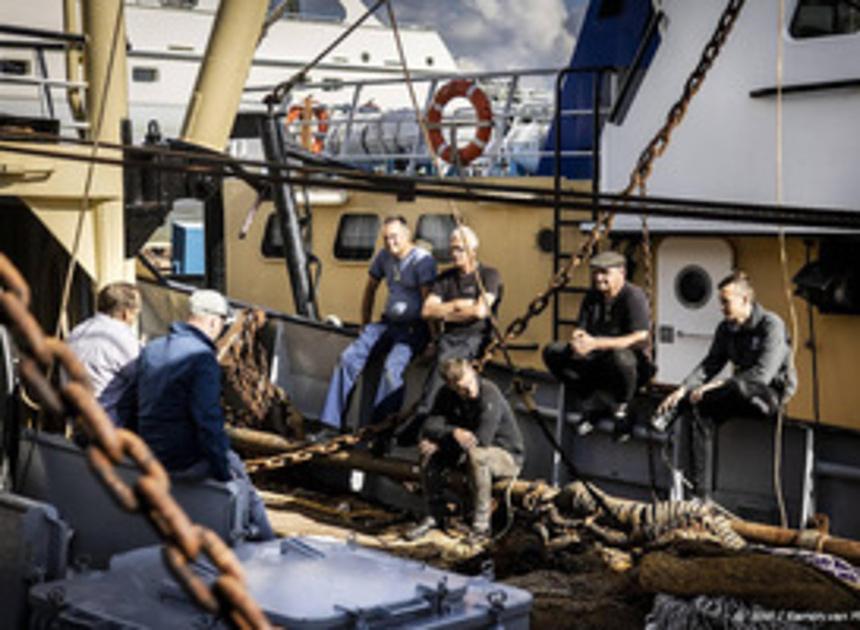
[0,253,272,630]
[477,0,746,368]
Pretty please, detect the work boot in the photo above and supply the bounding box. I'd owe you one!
[404,516,440,541]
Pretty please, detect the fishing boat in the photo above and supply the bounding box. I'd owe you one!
[2,0,860,626]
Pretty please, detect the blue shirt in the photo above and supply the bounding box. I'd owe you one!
[135,322,230,481]
[369,246,437,322]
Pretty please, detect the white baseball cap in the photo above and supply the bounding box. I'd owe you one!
[189,289,231,319]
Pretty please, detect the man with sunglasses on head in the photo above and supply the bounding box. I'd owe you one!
[542,250,652,438]
[136,289,274,541]
[397,226,501,444]
[653,271,796,498]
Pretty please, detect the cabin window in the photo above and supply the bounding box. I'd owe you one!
[674,264,712,310]
[0,59,30,76]
[361,51,371,63]
[275,0,346,22]
[415,214,457,262]
[425,56,434,67]
[161,0,198,8]
[132,67,159,83]
[334,213,380,260]
[790,0,860,38]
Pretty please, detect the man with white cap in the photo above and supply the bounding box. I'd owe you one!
[542,250,651,437]
[136,289,274,541]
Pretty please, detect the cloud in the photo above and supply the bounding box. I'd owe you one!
[369,0,584,83]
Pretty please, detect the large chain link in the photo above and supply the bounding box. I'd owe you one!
[477,0,746,367]
[218,310,302,432]
[0,253,272,630]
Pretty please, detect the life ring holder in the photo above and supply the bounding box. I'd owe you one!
[285,103,329,153]
[426,79,493,166]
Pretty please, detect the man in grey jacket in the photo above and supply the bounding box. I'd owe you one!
[654,271,797,497]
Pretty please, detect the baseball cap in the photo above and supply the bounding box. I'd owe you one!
[590,250,626,270]
[189,289,232,320]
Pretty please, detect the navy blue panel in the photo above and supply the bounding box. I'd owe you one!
[538,0,659,179]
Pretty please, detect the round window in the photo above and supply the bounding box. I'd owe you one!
[674,265,712,309]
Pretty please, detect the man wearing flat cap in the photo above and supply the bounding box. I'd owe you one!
[543,250,651,434]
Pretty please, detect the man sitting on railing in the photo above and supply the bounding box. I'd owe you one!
[319,215,437,433]
[135,289,275,541]
[405,358,524,542]
[653,271,797,498]
[396,226,501,445]
[542,250,652,439]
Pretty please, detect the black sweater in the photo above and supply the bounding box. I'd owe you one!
[422,378,525,465]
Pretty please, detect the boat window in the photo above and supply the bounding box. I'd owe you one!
[334,213,380,260]
[425,56,434,67]
[674,264,712,310]
[132,67,159,83]
[271,0,346,22]
[790,0,860,38]
[361,51,371,63]
[160,0,198,8]
[0,59,30,76]
[415,214,457,262]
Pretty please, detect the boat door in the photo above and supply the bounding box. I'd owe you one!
[655,237,733,383]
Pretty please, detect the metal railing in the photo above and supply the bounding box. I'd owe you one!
[263,66,618,177]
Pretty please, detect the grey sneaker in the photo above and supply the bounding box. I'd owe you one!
[404,516,439,541]
[650,408,676,432]
[576,420,594,436]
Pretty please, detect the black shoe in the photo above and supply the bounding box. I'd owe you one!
[404,516,439,541]
[394,413,427,447]
[612,404,632,442]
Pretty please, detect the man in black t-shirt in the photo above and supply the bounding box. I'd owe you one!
[405,358,524,541]
[543,250,651,434]
[403,226,501,435]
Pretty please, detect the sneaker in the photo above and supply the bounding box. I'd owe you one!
[576,420,594,437]
[650,408,676,433]
[404,516,439,541]
[612,405,632,442]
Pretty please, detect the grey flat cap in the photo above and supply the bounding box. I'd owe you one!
[590,250,626,270]
[189,289,231,318]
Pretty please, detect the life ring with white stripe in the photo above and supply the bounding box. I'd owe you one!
[285,103,329,153]
[426,80,493,166]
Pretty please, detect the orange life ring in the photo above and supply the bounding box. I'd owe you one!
[285,104,329,153]
[426,79,493,166]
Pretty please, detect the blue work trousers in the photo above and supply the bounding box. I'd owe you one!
[320,320,427,429]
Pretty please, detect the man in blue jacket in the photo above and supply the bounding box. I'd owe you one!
[136,289,274,541]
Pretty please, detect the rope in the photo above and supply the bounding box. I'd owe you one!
[773,0,793,530]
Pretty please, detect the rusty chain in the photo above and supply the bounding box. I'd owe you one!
[217,309,302,433]
[0,253,272,630]
[477,0,746,368]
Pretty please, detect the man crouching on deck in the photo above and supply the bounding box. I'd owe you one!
[405,358,525,542]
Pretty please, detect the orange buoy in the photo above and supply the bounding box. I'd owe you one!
[426,79,493,166]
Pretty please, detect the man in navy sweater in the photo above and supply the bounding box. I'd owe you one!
[136,289,274,541]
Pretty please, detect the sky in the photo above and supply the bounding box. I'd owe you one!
[365,0,589,77]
